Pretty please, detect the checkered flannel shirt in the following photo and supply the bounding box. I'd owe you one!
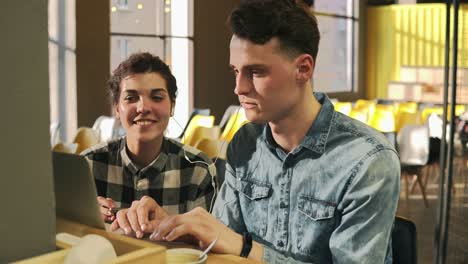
[82,137,217,214]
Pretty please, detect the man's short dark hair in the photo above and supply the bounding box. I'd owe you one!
[228,0,320,61]
[108,52,178,105]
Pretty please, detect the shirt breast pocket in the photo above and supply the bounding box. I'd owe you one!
[236,178,271,237]
[295,195,337,255]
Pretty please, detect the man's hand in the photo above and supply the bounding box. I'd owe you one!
[97,196,116,222]
[110,196,169,238]
[150,207,243,255]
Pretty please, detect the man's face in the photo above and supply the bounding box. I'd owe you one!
[229,36,301,124]
[115,72,173,145]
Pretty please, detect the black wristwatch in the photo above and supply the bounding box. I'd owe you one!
[240,232,253,258]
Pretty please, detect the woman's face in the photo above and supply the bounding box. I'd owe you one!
[115,72,173,145]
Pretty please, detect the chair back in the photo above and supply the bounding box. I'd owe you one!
[333,102,352,116]
[185,126,221,147]
[349,108,368,123]
[195,138,220,159]
[220,108,248,142]
[92,116,124,143]
[219,105,241,131]
[398,102,418,113]
[421,107,443,123]
[73,127,100,154]
[427,112,443,139]
[176,108,211,139]
[52,142,78,154]
[354,99,376,120]
[368,107,396,133]
[397,124,430,166]
[395,111,421,133]
[180,115,215,144]
[392,216,417,264]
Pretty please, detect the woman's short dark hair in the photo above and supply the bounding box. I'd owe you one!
[228,0,320,61]
[108,52,178,105]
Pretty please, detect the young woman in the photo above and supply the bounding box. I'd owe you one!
[82,52,216,238]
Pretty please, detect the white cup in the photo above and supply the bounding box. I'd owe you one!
[64,234,117,264]
[166,248,207,264]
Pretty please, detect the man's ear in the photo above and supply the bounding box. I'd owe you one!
[295,54,314,83]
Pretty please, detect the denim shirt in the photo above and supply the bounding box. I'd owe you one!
[212,93,400,264]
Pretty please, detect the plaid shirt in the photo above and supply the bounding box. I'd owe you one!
[82,137,216,214]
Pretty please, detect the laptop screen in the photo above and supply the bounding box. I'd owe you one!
[52,151,105,229]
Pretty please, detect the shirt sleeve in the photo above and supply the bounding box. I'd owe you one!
[330,148,401,264]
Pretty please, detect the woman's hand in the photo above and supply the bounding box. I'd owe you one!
[110,196,169,238]
[96,196,116,222]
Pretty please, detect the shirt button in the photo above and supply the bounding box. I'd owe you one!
[280,202,287,208]
[277,241,284,247]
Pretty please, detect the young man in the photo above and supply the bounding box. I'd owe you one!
[81,52,216,238]
[116,1,400,263]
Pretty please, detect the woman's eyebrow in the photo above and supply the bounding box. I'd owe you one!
[150,88,168,93]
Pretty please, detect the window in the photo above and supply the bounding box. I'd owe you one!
[312,0,359,94]
[110,0,193,137]
[48,0,77,142]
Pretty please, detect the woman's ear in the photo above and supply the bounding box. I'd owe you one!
[114,103,120,119]
[170,101,176,116]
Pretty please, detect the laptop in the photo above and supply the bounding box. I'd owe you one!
[52,151,106,230]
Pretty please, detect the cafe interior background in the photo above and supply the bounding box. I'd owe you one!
[1,0,467,263]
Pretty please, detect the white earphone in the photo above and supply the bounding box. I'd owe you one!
[171,107,242,211]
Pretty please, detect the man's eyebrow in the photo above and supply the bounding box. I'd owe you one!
[230,64,267,70]
[244,64,267,70]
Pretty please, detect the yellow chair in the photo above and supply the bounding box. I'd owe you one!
[454,104,466,118]
[368,109,396,133]
[355,99,374,109]
[375,104,395,112]
[349,108,368,124]
[398,102,418,113]
[420,105,466,123]
[354,100,376,122]
[52,142,78,154]
[184,126,221,147]
[195,138,224,159]
[421,107,443,123]
[334,102,352,116]
[180,115,215,144]
[73,127,100,154]
[220,108,248,142]
[395,110,421,133]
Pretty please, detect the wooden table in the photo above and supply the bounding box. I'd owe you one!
[16,218,259,264]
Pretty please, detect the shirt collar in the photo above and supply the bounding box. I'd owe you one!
[119,137,169,175]
[263,92,335,155]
